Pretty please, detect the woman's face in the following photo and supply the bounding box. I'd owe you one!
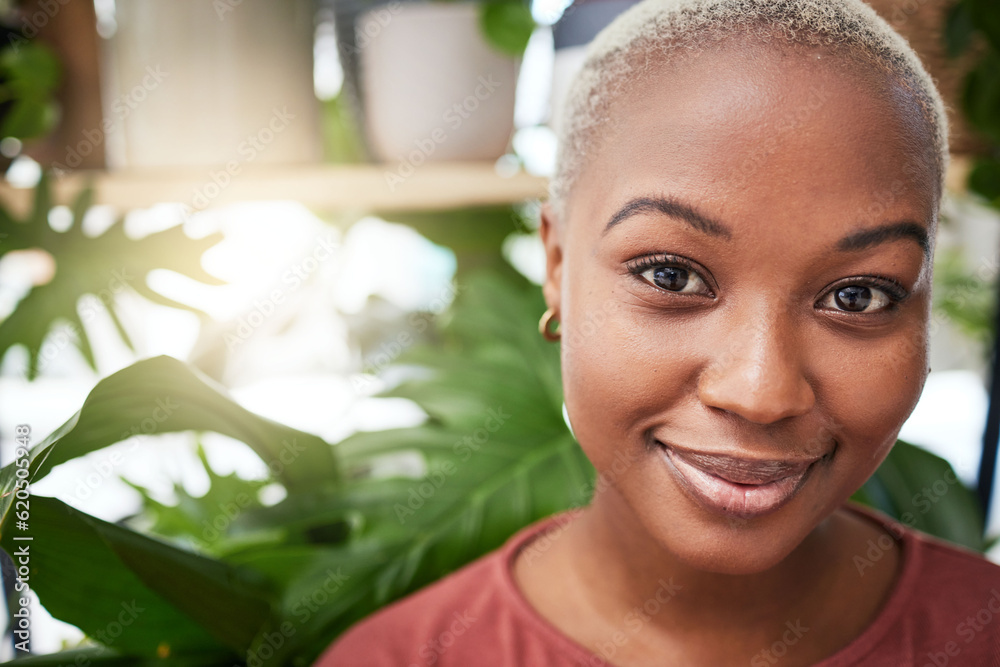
[541,42,938,574]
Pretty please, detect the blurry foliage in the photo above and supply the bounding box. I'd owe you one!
[0,272,589,665]
[388,205,525,275]
[0,40,60,140]
[478,0,535,56]
[320,94,366,164]
[0,175,224,378]
[0,270,987,665]
[852,442,986,551]
[948,0,1000,204]
[123,444,273,557]
[933,247,997,352]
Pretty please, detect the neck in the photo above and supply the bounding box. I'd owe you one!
[565,488,845,635]
[514,488,900,665]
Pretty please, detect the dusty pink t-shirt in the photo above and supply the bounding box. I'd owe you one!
[315,503,1000,666]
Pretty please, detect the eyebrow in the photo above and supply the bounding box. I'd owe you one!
[603,196,732,238]
[836,221,930,257]
[603,195,929,257]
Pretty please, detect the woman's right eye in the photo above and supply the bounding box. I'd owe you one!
[629,255,714,297]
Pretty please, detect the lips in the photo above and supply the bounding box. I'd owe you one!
[657,442,826,520]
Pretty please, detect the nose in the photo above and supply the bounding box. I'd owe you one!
[696,311,815,424]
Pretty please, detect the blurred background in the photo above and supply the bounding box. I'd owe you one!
[1,0,1000,664]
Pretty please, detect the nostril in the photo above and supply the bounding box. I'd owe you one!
[697,363,815,425]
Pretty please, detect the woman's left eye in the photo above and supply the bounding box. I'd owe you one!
[817,284,895,313]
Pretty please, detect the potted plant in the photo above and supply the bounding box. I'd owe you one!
[330,0,534,165]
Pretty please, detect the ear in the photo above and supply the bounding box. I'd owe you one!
[539,201,564,315]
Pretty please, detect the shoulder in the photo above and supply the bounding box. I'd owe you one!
[314,512,580,667]
[903,527,1000,615]
[841,503,1000,664]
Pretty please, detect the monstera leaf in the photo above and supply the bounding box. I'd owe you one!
[0,174,224,378]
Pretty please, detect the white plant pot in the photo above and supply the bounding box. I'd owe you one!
[358,1,518,164]
[103,0,321,169]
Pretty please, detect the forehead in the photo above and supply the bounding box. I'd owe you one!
[567,39,938,235]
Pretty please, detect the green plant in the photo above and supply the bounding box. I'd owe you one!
[948,0,1000,203]
[477,0,535,56]
[932,246,997,353]
[388,0,534,57]
[0,175,224,378]
[0,270,987,665]
[0,40,61,141]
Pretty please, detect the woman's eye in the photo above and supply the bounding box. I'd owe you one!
[640,265,711,295]
[819,284,893,313]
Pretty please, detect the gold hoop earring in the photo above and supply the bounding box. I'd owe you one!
[539,308,561,342]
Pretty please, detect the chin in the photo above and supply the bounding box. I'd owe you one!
[613,471,842,577]
[657,524,811,575]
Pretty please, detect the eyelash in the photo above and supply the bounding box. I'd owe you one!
[819,275,910,314]
[625,254,911,313]
[625,254,715,296]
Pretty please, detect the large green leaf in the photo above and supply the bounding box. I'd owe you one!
[0,175,224,379]
[852,440,985,551]
[219,273,592,665]
[0,356,340,532]
[0,496,272,658]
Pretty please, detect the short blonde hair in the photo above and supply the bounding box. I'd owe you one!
[550,0,949,218]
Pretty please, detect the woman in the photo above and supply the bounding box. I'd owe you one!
[319,0,1000,664]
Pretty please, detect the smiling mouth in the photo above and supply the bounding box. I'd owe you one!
[656,442,829,520]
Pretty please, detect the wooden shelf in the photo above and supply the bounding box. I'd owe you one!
[0,163,550,216]
[0,157,972,217]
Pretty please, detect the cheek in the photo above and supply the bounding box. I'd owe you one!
[561,295,929,479]
[560,301,701,467]
[817,320,929,482]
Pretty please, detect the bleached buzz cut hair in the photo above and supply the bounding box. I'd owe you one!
[549,0,950,219]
